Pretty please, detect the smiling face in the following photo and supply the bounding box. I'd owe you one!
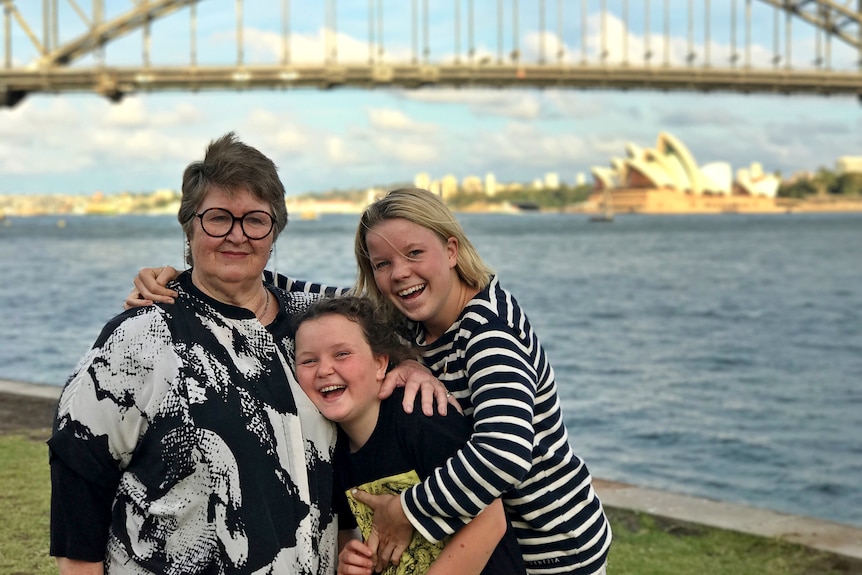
[189,186,274,299]
[365,217,465,342]
[294,313,389,448]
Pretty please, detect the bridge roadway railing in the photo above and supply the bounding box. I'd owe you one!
[2,0,862,106]
[2,62,862,107]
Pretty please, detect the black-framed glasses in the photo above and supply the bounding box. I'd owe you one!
[195,208,275,240]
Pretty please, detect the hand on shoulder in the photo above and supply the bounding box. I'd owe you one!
[123,266,180,309]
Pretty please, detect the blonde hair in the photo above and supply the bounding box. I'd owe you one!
[352,188,494,315]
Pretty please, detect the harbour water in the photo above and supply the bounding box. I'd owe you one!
[1,211,860,528]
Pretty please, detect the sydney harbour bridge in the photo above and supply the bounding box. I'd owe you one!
[1,0,861,108]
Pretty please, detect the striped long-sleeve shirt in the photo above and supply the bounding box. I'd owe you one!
[265,271,346,297]
[402,276,612,575]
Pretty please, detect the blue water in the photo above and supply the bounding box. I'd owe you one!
[1,212,861,528]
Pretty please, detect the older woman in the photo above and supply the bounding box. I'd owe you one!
[49,133,442,575]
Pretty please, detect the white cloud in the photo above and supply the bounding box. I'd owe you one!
[327,136,360,164]
[515,12,812,71]
[242,108,313,157]
[272,128,309,151]
[86,129,195,164]
[475,122,589,167]
[105,98,148,127]
[543,91,607,118]
[366,107,438,132]
[150,101,206,127]
[231,27,413,64]
[373,135,439,164]
[402,89,543,119]
[367,108,414,130]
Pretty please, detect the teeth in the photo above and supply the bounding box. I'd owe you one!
[320,385,346,394]
[398,284,425,297]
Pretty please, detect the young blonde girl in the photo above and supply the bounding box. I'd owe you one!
[350,188,611,575]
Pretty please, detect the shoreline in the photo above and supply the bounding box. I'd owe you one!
[3,378,860,561]
[3,197,862,219]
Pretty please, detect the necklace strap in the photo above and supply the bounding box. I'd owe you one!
[258,289,270,321]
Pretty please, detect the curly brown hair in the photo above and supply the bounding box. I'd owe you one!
[293,296,418,369]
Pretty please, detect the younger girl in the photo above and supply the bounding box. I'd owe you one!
[293,296,526,575]
[350,188,611,575]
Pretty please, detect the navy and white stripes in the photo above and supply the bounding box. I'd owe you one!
[403,276,611,574]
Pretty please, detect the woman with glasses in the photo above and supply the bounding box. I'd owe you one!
[48,133,446,575]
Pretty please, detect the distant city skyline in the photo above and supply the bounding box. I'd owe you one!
[1,2,860,197]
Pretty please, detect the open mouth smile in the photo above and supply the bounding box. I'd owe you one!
[320,384,347,397]
[398,284,426,298]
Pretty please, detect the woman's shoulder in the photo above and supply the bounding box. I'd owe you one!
[451,277,536,352]
[93,304,170,356]
[268,284,322,316]
[464,277,526,327]
[264,271,347,296]
[384,388,472,439]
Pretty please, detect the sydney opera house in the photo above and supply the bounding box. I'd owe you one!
[588,132,781,214]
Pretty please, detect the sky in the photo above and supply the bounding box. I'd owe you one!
[1,1,860,197]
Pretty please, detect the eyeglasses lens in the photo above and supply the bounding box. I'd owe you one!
[199,208,274,239]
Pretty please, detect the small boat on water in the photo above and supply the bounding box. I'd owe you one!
[512,201,541,212]
[590,188,615,222]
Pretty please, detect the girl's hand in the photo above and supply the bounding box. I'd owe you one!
[337,538,374,575]
[350,490,413,571]
[123,266,180,309]
[381,359,461,417]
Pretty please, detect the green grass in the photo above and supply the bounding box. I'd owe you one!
[605,508,860,575]
[0,432,55,575]
[1,432,859,575]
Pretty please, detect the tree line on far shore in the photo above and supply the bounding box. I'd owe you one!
[778,168,862,199]
[306,167,862,211]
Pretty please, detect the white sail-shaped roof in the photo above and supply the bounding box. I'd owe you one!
[591,166,621,189]
[656,132,708,194]
[700,162,733,195]
[626,158,677,188]
[590,131,776,200]
[736,165,779,197]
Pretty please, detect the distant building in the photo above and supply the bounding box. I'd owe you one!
[366,187,382,205]
[414,172,431,190]
[485,172,497,196]
[576,172,586,186]
[544,172,560,189]
[588,131,780,214]
[735,163,778,197]
[836,156,862,175]
[462,175,483,194]
[441,174,458,199]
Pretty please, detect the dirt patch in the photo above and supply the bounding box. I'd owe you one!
[0,392,56,438]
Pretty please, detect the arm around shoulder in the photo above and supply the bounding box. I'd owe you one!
[124,266,180,309]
